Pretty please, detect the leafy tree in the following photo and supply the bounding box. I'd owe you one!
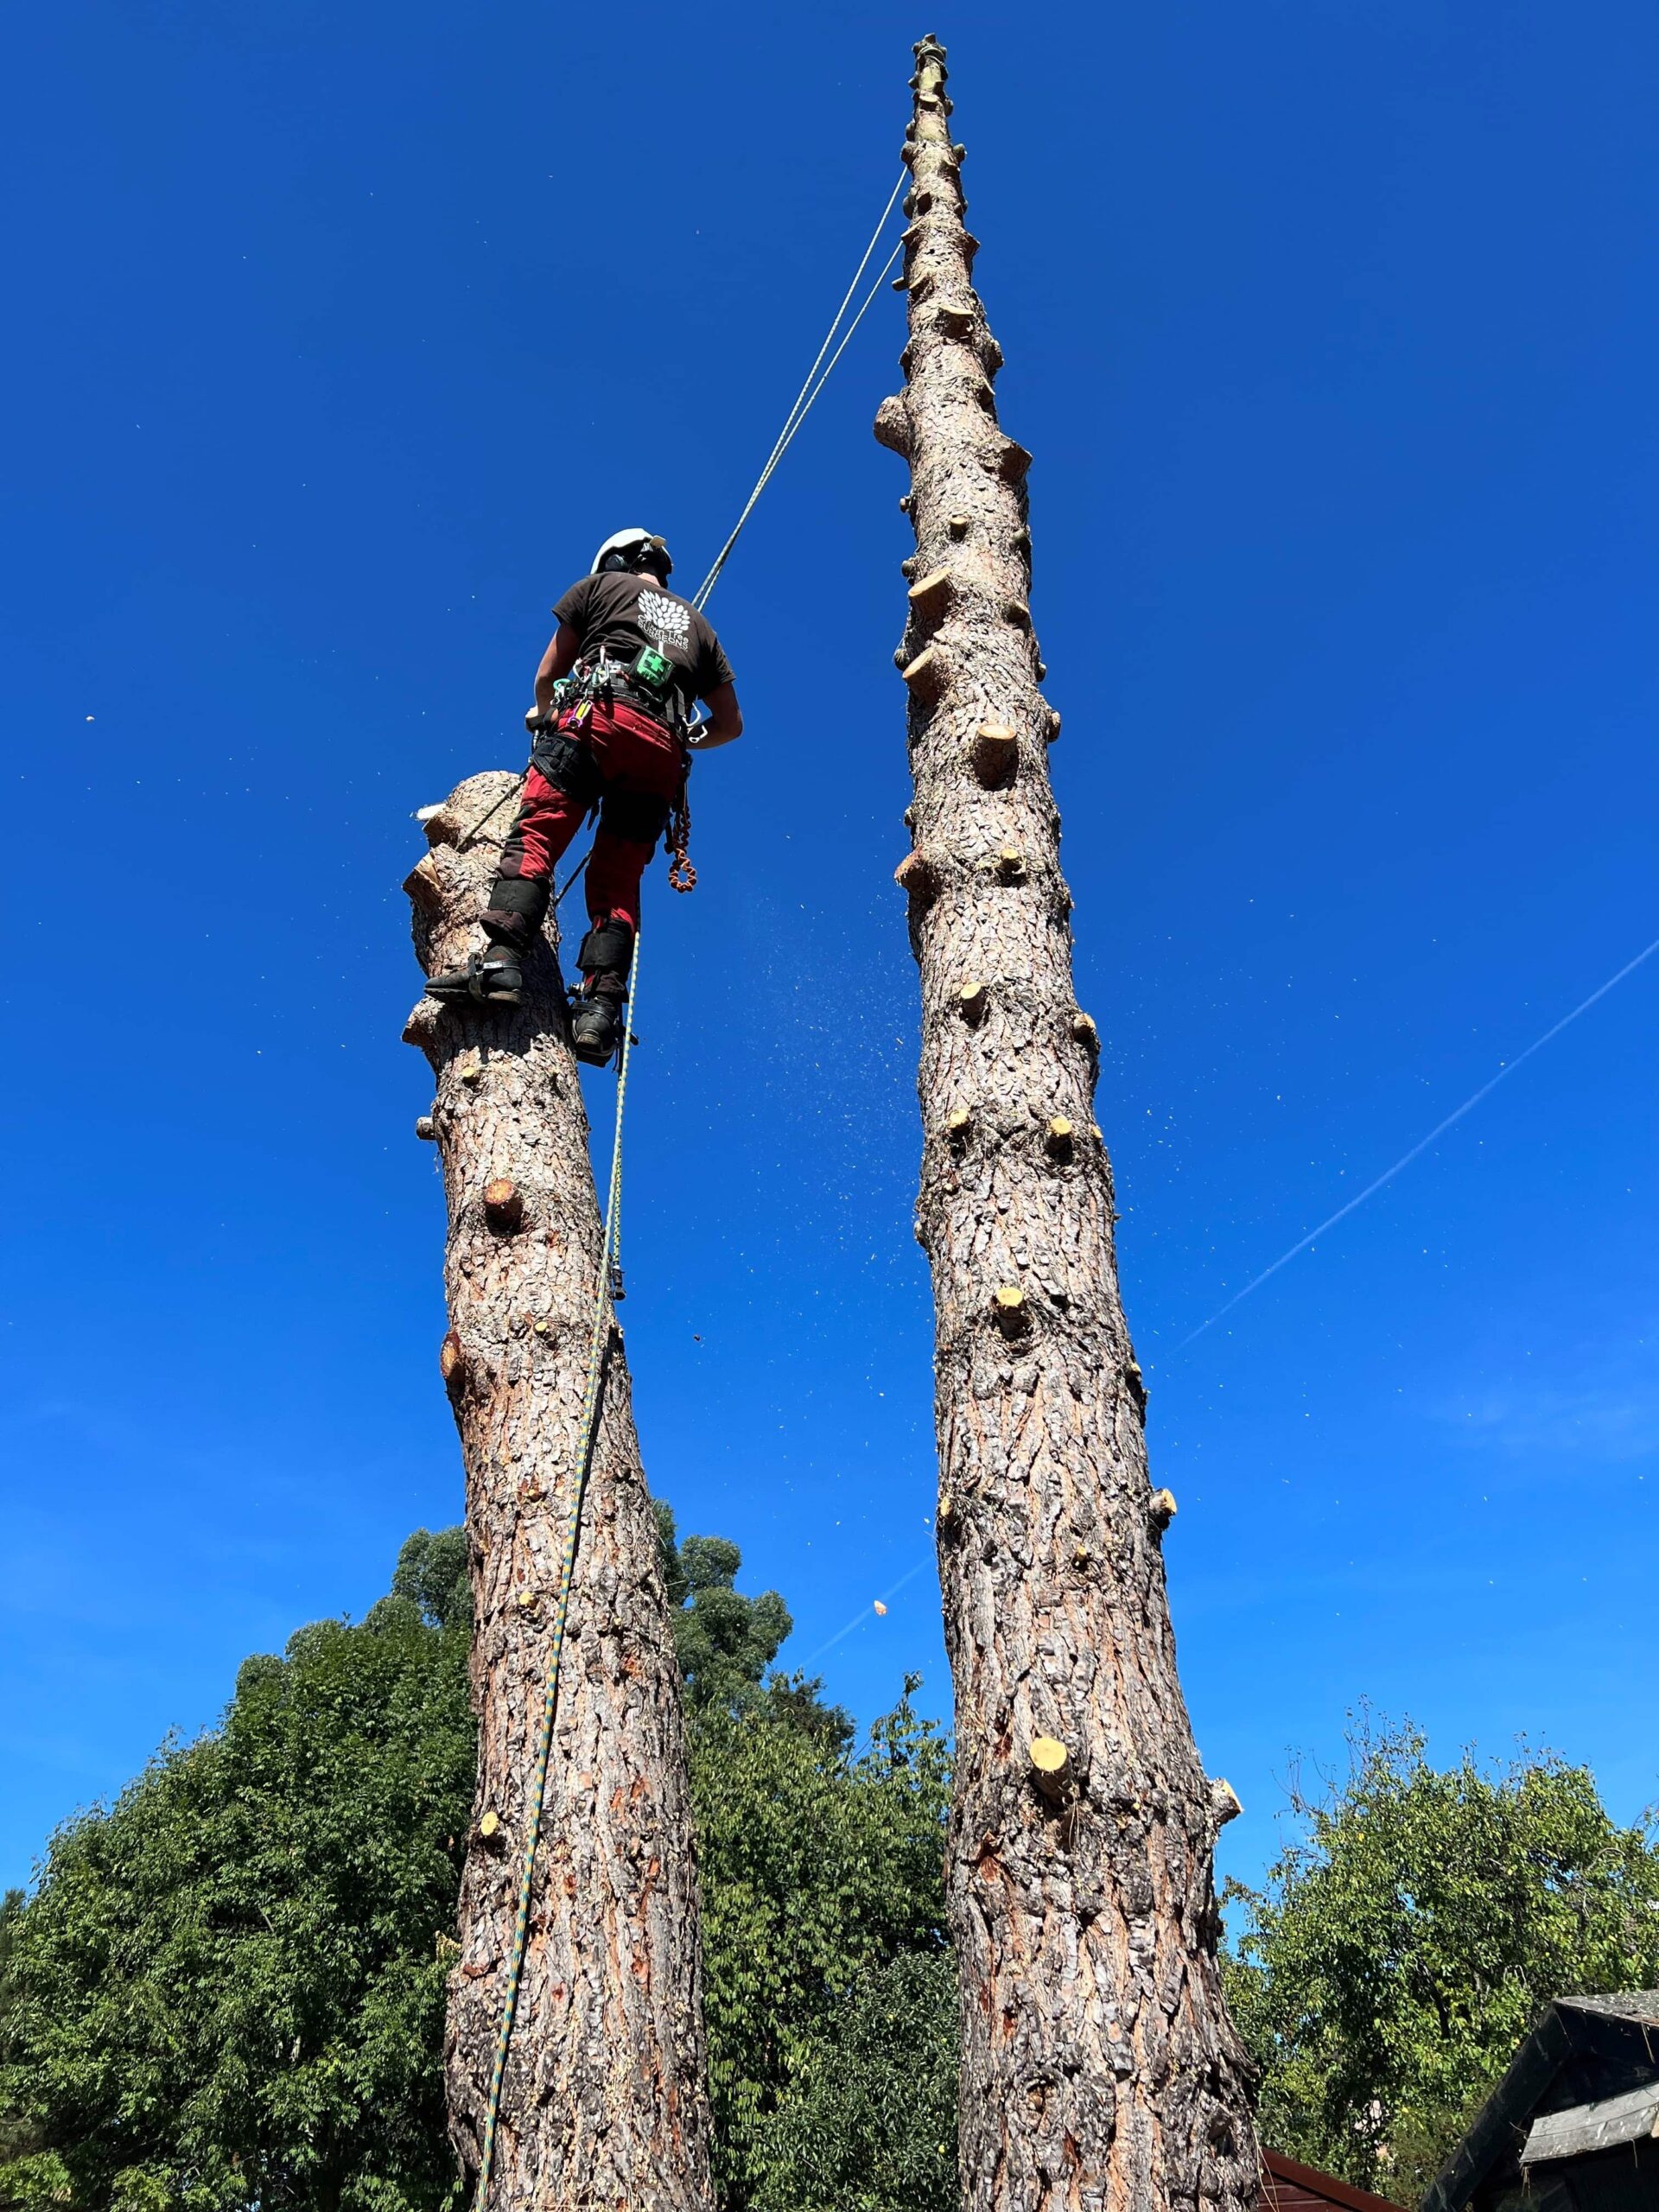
[653,1502,853,1751]
[1224,1713,1659,2203]
[0,1523,952,2212]
[0,1574,474,2211]
[753,1947,957,2212]
[387,1529,470,1632]
[691,1678,954,2212]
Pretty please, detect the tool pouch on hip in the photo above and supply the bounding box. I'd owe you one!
[530,728,603,810]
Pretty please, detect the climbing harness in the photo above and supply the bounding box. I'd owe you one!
[467,171,906,2209]
[473,929,640,2211]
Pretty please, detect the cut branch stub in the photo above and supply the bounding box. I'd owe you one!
[993,1284,1029,1335]
[404,855,446,916]
[894,850,940,904]
[1045,1116,1074,1159]
[873,394,913,456]
[906,565,955,628]
[1211,1778,1244,1828]
[440,1332,467,1394]
[995,845,1026,881]
[935,302,976,338]
[957,979,988,1024]
[1027,1736,1071,1801]
[945,1103,973,1141]
[970,722,1018,786]
[416,1115,436,1141]
[997,438,1033,482]
[483,1177,524,1230]
[901,645,948,705]
[1149,1487,1178,1530]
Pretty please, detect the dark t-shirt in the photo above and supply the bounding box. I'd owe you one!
[553,573,735,702]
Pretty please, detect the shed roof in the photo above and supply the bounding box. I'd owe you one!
[1420,1992,1659,2212]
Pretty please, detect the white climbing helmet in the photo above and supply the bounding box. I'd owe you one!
[591,528,673,581]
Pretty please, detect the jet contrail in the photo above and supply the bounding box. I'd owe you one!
[803,1555,932,1665]
[1176,935,1659,1351]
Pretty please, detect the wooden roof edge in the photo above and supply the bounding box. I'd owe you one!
[1419,2005,1575,2212]
[1262,2145,1410,2212]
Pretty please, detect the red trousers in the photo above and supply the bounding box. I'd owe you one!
[485,700,683,940]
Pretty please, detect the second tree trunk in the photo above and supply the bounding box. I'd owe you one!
[879,39,1260,2212]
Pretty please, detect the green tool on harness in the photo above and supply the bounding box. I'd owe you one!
[630,643,675,696]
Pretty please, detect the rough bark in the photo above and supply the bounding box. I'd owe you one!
[404,775,713,2212]
[881,40,1260,2212]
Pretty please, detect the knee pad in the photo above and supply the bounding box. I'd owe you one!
[599,787,670,848]
[481,874,548,949]
[529,730,602,808]
[576,918,635,978]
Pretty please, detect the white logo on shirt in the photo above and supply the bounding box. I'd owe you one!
[638,590,691,645]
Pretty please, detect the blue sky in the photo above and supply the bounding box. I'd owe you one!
[3,0,1656,1898]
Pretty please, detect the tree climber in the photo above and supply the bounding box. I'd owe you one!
[429,528,743,1064]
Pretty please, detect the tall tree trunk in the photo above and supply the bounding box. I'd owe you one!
[403,774,713,2212]
[877,41,1259,2212]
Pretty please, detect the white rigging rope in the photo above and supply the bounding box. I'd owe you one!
[691,172,908,612]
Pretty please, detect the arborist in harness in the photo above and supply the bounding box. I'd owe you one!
[429,527,743,1064]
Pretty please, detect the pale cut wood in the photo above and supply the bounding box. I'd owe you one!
[902,644,949,702]
[896,849,941,902]
[880,35,1259,2212]
[404,771,713,2212]
[1028,1736,1071,1801]
[482,1176,523,1230]
[908,565,956,626]
[969,722,1018,787]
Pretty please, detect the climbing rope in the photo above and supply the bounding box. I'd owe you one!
[691,171,907,612]
[453,172,906,880]
[473,928,641,2211]
[467,173,908,2205]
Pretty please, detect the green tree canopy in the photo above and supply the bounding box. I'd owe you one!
[653,1502,854,1752]
[0,1521,951,2212]
[1225,1713,1659,2203]
[0,1586,474,2212]
[691,1677,954,2212]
